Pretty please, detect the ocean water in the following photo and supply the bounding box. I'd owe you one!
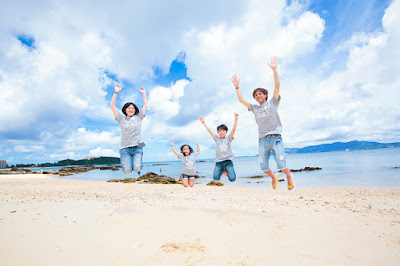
[51,147,400,189]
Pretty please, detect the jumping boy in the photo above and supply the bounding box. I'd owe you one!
[232,56,294,191]
[199,113,239,183]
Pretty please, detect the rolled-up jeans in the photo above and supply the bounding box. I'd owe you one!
[258,134,286,171]
[120,146,143,174]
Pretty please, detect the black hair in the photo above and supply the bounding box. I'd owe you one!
[217,124,228,131]
[122,102,139,116]
[253,88,268,101]
[180,144,194,156]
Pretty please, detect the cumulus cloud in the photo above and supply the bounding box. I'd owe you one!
[63,128,120,151]
[89,147,119,157]
[1,0,398,163]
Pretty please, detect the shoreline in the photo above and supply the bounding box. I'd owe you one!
[1,174,399,265]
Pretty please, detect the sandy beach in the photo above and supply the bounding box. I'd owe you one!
[0,174,399,265]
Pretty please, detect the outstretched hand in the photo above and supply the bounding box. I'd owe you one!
[199,116,205,123]
[231,75,240,88]
[268,56,279,70]
[195,142,199,146]
[140,87,146,94]
[234,113,239,119]
[170,142,174,146]
[115,84,122,93]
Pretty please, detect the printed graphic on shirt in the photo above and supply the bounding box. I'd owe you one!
[219,142,229,153]
[255,106,271,119]
[185,160,194,168]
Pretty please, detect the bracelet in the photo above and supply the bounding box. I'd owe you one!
[114,92,118,94]
[235,86,239,89]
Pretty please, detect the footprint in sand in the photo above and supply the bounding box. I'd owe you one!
[160,239,206,253]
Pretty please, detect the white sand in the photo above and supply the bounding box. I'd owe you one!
[0,174,399,265]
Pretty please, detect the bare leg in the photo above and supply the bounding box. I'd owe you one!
[280,167,294,191]
[263,169,279,190]
[182,178,188,187]
[188,177,195,187]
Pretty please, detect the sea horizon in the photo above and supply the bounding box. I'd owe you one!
[19,147,400,190]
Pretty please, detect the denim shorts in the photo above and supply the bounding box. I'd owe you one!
[182,174,195,179]
[120,146,143,174]
[258,134,286,171]
[213,160,236,182]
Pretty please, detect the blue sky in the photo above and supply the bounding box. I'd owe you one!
[0,0,399,165]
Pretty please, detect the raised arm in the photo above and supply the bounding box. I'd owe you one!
[231,75,250,110]
[268,57,280,101]
[195,142,200,154]
[140,88,148,115]
[170,142,180,158]
[199,116,216,139]
[229,113,239,139]
[110,84,122,119]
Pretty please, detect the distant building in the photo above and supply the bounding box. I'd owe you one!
[0,160,6,169]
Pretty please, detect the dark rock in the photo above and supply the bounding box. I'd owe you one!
[108,172,178,184]
[58,173,73,176]
[107,178,137,183]
[98,165,122,171]
[280,166,322,172]
[393,166,400,169]
[278,178,285,182]
[194,175,205,179]
[0,168,34,175]
[136,172,178,184]
[58,166,97,174]
[207,181,224,186]
[241,175,264,179]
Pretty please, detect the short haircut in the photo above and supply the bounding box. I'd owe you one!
[217,124,228,131]
[253,88,268,101]
[122,102,139,116]
[180,144,194,155]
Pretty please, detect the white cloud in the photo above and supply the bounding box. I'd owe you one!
[89,146,119,157]
[63,127,120,151]
[1,0,398,164]
[50,151,79,160]
[14,145,45,153]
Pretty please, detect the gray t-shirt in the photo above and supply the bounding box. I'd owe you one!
[249,96,282,139]
[116,111,145,149]
[213,135,234,162]
[179,153,198,175]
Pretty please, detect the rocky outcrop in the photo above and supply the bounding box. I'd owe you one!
[107,178,137,183]
[241,175,263,179]
[136,172,179,184]
[207,181,224,186]
[108,172,179,184]
[98,165,122,171]
[59,166,97,174]
[280,167,322,172]
[0,168,34,175]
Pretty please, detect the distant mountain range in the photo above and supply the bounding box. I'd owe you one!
[286,140,400,154]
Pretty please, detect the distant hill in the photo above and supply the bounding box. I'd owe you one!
[12,156,120,168]
[286,140,400,154]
